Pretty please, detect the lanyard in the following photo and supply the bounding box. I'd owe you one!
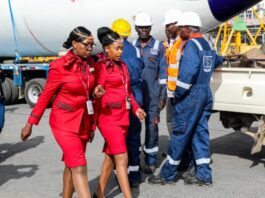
[79,63,90,100]
[114,64,129,97]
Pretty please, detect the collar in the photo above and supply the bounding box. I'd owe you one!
[189,32,203,39]
[165,37,181,50]
[135,36,155,48]
[170,36,179,47]
[123,39,130,45]
[97,52,122,69]
[63,50,84,67]
[180,33,203,52]
[96,52,107,62]
[63,50,90,73]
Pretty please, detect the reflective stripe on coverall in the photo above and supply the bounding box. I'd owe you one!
[122,39,143,182]
[132,37,167,165]
[159,35,223,182]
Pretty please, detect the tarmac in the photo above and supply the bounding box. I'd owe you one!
[0,103,265,198]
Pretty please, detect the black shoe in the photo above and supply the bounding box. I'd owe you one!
[184,175,212,187]
[92,193,98,198]
[129,180,140,188]
[148,175,176,185]
[161,152,167,158]
[144,165,156,174]
[181,164,195,179]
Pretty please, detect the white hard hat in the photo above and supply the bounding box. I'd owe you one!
[162,9,182,25]
[176,11,202,27]
[134,12,152,26]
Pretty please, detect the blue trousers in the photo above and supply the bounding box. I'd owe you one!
[160,90,212,182]
[166,98,192,172]
[142,89,160,165]
[144,107,159,165]
[127,112,142,182]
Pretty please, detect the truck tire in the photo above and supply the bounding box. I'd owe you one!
[25,78,46,107]
[6,78,19,105]
[2,80,12,105]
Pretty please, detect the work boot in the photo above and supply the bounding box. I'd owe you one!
[148,175,176,185]
[181,162,195,179]
[144,165,156,174]
[184,174,212,187]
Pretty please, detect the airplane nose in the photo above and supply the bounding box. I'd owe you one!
[208,0,262,22]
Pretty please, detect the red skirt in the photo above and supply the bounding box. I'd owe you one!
[98,124,128,155]
[51,127,89,168]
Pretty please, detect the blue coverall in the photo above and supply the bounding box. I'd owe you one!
[133,37,167,166]
[121,39,143,182]
[159,37,223,183]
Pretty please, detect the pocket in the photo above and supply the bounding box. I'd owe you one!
[151,82,160,97]
[171,94,199,134]
[55,101,75,112]
[178,93,200,117]
[148,56,158,64]
[147,56,158,70]
[172,104,186,134]
[106,101,122,108]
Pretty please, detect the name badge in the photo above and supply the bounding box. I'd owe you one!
[126,97,131,110]
[86,100,94,115]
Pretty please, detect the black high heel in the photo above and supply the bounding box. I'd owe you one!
[93,193,98,198]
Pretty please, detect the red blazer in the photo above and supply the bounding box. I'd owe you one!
[28,51,95,133]
[94,56,139,126]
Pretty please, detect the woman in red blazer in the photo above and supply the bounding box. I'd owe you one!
[21,27,102,198]
[93,27,145,198]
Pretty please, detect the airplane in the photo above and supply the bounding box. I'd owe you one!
[0,0,262,57]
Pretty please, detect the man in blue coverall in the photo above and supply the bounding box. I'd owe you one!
[132,12,167,174]
[148,11,223,186]
[112,18,144,187]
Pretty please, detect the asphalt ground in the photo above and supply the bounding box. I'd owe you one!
[0,103,265,198]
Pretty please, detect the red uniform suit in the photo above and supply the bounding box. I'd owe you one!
[28,50,95,168]
[94,55,140,154]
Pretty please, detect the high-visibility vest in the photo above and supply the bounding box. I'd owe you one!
[164,38,183,98]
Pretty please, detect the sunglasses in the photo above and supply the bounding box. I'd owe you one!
[80,41,96,49]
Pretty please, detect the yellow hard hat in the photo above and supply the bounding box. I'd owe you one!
[111,18,131,37]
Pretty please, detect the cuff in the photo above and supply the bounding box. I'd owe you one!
[27,113,41,125]
[132,103,140,115]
